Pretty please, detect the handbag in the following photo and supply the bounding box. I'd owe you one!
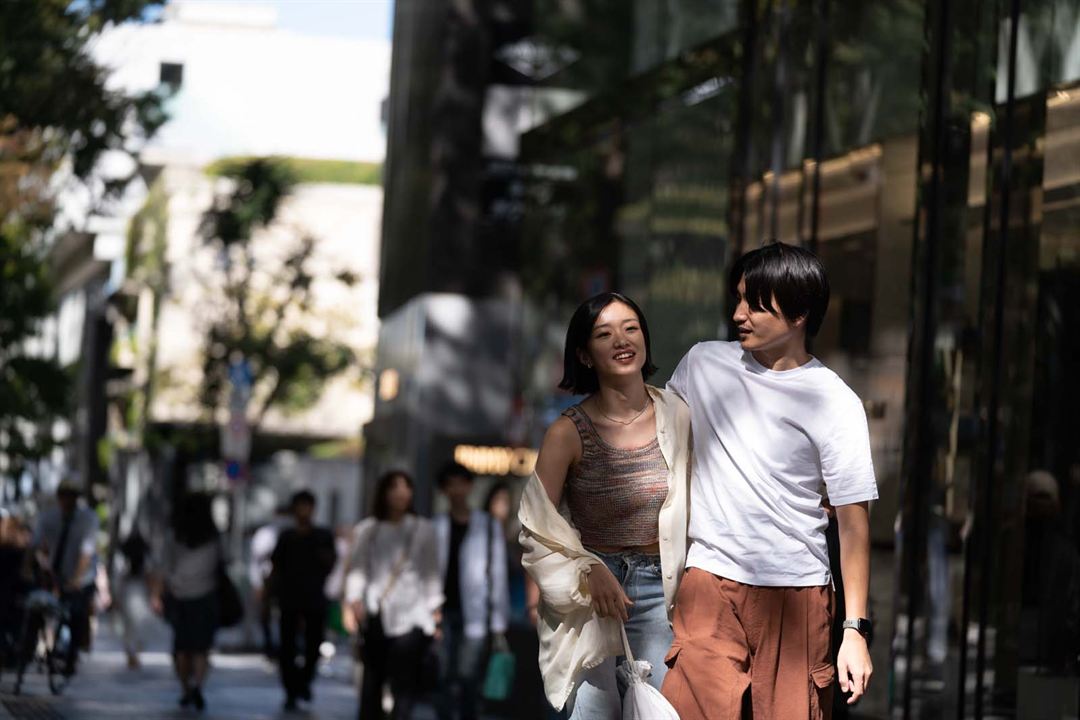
[481,633,516,702]
[481,514,516,703]
[616,623,680,719]
[215,554,243,629]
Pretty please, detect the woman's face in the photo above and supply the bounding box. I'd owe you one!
[581,301,647,383]
[386,475,413,514]
[488,489,511,522]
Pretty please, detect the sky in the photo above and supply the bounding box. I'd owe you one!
[272,0,393,41]
[146,0,395,41]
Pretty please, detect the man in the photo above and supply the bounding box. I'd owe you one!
[32,481,99,674]
[434,462,510,720]
[249,504,292,659]
[270,490,337,711]
[662,242,877,719]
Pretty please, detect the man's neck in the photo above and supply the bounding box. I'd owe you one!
[450,504,471,524]
[751,339,811,371]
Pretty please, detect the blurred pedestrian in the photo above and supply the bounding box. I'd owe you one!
[271,490,337,711]
[31,480,100,675]
[520,293,692,718]
[151,492,223,712]
[0,509,33,657]
[113,528,153,669]
[345,470,441,720]
[434,463,510,720]
[484,482,526,622]
[249,504,292,659]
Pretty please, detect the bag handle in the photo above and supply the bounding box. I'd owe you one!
[620,622,636,664]
[376,519,418,612]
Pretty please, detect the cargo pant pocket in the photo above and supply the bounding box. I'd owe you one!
[809,663,835,719]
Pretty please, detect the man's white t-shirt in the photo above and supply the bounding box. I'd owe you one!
[668,340,878,587]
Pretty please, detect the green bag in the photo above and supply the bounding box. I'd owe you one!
[481,514,515,702]
[481,645,516,702]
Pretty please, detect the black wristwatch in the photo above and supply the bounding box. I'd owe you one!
[842,618,873,641]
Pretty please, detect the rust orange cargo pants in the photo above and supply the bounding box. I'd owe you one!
[660,569,835,719]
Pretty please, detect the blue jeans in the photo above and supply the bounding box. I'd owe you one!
[567,551,672,720]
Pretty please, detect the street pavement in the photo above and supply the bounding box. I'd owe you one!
[0,614,369,720]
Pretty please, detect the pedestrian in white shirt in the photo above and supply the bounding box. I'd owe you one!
[661,241,878,720]
[433,461,510,720]
[248,505,291,659]
[32,481,99,675]
[345,470,441,720]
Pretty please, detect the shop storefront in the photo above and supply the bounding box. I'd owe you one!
[513,1,1080,716]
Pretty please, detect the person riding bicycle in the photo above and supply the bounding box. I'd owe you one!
[31,481,99,675]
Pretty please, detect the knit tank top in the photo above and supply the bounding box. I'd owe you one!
[562,405,669,549]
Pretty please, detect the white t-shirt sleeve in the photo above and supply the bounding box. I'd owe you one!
[818,391,879,506]
[666,346,694,401]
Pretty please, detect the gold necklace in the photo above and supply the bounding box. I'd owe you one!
[595,397,652,426]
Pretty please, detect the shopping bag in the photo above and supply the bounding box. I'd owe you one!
[617,624,680,720]
[481,634,516,702]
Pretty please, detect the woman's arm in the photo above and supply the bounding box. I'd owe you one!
[343,521,373,614]
[534,416,580,506]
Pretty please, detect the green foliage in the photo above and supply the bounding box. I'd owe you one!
[0,0,167,181]
[0,0,167,483]
[205,156,383,186]
[197,158,359,430]
[0,234,70,478]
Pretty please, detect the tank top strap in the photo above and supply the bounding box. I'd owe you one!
[562,405,600,456]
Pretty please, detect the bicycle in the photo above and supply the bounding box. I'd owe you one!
[12,588,76,695]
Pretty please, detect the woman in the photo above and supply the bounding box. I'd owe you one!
[113,528,154,670]
[484,482,527,623]
[345,471,441,720]
[151,493,222,712]
[520,292,692,719]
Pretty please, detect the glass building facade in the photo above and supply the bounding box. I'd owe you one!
[373,1,1080,716]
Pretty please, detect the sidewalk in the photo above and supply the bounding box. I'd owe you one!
[0,612,361,720]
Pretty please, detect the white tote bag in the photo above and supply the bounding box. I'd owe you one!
[617,624,681,720]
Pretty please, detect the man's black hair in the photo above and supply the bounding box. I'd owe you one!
[290,489,316,508]
[729,241,830,337]
[559,292,658,395]
[436,461,474,489]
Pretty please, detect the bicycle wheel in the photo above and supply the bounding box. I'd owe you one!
[45,618,72,695]
[13,612,41,696]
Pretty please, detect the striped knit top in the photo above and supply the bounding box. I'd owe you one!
[562,405,669,549]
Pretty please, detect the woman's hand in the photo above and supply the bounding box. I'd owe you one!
[150,592,164,616]
[346,601,366,634]
[586,563,632,622]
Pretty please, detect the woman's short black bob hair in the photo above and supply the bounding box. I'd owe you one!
[559,292,658,395]
[372,469,415,521]
[729,241,830,337]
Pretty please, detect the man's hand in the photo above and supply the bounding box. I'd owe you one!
[836,629,873,704]
[586,563,632,622]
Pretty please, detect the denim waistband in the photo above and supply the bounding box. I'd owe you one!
[589,548,662,566]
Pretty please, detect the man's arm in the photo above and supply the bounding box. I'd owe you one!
[835,501,873,704]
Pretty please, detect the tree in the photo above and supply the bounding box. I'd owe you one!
[196,158,359,448]
[0,0,166,493]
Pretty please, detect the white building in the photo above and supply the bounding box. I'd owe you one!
[44,2,389,525]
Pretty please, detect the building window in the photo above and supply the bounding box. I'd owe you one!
[159,62,183,90]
